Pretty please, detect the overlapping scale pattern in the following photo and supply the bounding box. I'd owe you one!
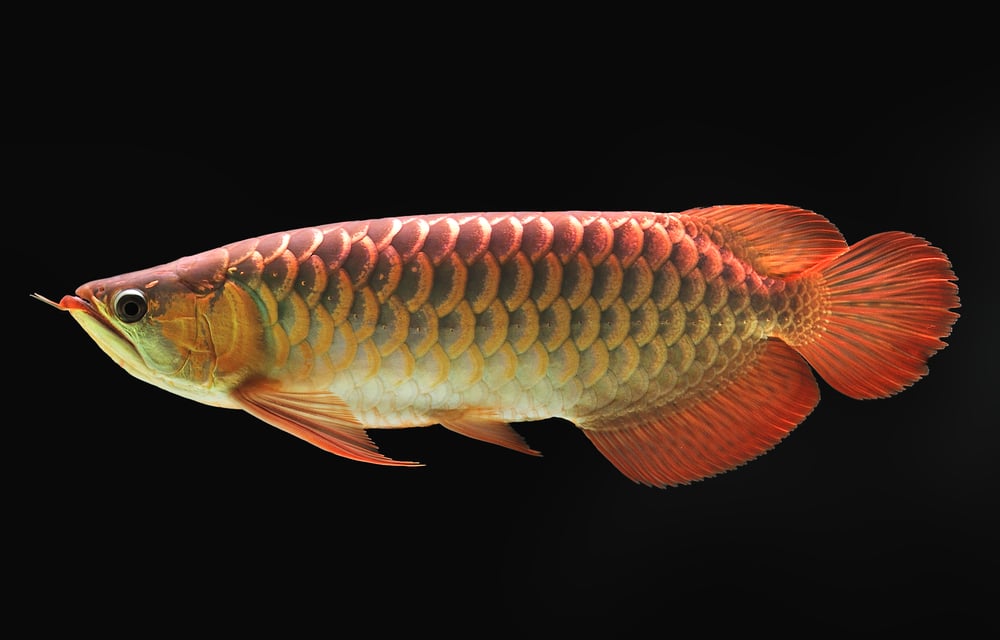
[219,212,784,427]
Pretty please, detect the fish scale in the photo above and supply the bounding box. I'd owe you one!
[220,211,777,428]
[40,204,959,487]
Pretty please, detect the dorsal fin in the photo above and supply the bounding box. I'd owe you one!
[683,204,848,276]
[580,340,819,487]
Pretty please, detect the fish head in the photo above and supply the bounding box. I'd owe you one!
[35,248,265,408]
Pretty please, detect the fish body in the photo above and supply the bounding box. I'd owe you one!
[36,205,959,487]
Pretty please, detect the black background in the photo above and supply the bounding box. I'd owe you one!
[9,63,998,633]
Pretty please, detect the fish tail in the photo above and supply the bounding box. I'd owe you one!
[785,232,960,399]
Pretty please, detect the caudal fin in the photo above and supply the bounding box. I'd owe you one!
[791,232,959,399]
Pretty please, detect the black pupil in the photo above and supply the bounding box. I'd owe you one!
[117,294,146,321]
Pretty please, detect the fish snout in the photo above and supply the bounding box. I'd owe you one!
[74,282,99,302]
[60,282,107,315]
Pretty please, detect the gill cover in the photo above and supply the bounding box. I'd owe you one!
[64,248,266,406]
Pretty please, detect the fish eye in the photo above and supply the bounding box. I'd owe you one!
[113,289,148,323]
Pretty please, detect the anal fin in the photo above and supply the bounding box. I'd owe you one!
[581,340,819,487]
[436,410,541,456]
[233,381,421,467]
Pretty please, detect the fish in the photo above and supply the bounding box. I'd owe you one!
[33,205,959,487]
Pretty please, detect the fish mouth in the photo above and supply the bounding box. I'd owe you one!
[32,292,107,324]
[32,291,139,358]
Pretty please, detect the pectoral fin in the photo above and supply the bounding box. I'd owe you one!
[233,381,422,467]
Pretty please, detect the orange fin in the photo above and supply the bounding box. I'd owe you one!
[684,204,848,276]
[436,410,541,456]
[581,340,819,487]
[790,231,960,399]
[232,381,422,467]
